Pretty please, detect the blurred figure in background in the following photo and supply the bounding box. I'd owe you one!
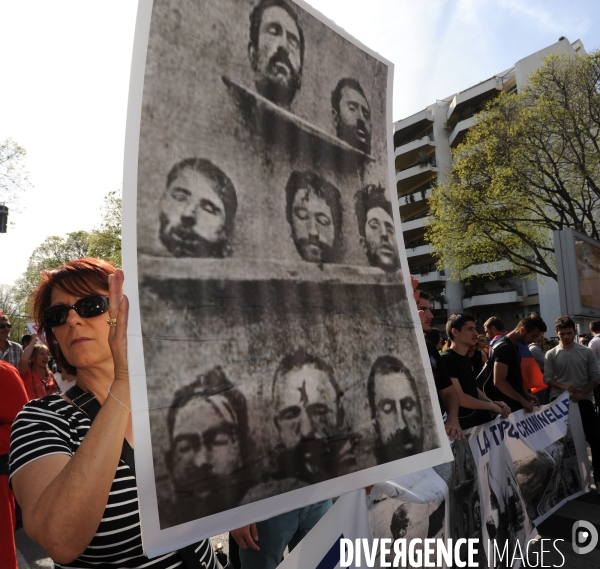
[0,361,28,568]
[18,335,58,400]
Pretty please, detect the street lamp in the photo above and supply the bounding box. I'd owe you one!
[0,204,8,233]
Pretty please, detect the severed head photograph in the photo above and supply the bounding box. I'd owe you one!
[126,0,448,547]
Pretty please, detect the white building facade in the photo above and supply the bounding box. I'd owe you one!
[394,38,586,331]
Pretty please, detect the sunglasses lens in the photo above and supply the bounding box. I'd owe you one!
[76,296,109,318]
[43,306,68,327]
[43,296,109,327]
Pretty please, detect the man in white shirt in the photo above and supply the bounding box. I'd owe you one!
[545,316,600,492]
[588,320,600,364]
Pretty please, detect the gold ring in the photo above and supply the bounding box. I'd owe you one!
[107,318,118,327]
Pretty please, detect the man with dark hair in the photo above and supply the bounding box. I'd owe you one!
[285,171,342,263]
[484,316,507,353]
[367,355,423,462]
[331,78,372,154]
[165,367,253,522]
[413,288,462,440]
[354,185,399,272]
[159,158,238,258]
[0,315,21,369]
[545,316,600,492]
[232,350,352,569]
[248,0,304,108]
[20,334,32,350]
[484,313,547,413]
[589,320,600,364]
[441,314,509,429]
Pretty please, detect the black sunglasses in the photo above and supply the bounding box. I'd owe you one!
[0,323,11,329]
[43,295,110,328]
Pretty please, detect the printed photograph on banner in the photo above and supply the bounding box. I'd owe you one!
[469,416,538,568]
[367,469,448,568]
[445,439,486,567]
[124,0,450,553]
[503,396,587,523]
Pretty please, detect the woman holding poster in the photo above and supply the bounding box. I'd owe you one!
[8,259,219,568]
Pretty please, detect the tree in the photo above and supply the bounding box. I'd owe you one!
[13,189,122,314]
[0,137,31,208]
[427,50,600,281]
[88,190,122,267]
[0,284,27,341]
[14,231,92,314]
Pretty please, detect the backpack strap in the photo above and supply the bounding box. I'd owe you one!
[62,385,135,476]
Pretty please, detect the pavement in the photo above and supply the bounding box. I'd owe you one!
[15,492,600,568]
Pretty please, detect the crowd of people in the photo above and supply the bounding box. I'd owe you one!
[2,260,600,569]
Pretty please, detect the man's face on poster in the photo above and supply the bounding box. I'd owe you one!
[336,86,372,154]
[373,370,423,459]
[249,6,302,107]
[169,398,242,502]
[291,187,335,263]
[273,363,339,477]
[159,167,228,258]
[361,206,399,272]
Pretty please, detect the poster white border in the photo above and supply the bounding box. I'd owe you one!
[123,0,452,557]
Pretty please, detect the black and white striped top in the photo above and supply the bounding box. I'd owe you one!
[9,395,219,569]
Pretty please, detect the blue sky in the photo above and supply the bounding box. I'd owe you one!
[0,0,599,287]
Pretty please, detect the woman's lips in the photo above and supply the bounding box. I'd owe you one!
[71,337,91,346]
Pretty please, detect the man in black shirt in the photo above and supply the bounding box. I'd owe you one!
[441,314,509,429]
[485,313,547,413]
[415,289,462,440]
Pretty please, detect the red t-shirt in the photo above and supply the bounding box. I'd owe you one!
[20,369,59,400]
[0,361,28,454]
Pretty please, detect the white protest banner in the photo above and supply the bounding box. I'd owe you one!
[278,490,370,569]
[289,396,590,569]
[123,0,451,556]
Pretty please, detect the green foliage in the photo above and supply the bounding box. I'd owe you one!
[14,190,122,315]
[88,191,122,267]
[0,284,28,341]
[427,50,600,281]
[14,231,92,314]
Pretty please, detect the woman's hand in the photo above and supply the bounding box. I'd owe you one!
[107,270,129,383]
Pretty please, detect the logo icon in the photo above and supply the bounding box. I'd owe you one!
[572,520,598,554]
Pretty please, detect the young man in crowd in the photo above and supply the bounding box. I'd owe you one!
[588,320,600,364]
[441,313,510,429]
[484,313,547,413]
[484,316,507,353]
[544,316,600,492]
[415,290,463,440]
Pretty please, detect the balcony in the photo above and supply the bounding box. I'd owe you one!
[462,290,523,309]
[414,270,446,283]
[393,109,434,147]
[401,215,430,232]
[395,136,436,170]
[399,188,432,208]
[396,163,438,191]
[446,76,502,121]
[405,243,432,258]
[449,115,477,148]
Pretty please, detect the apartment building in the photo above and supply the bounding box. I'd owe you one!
[394,38,586,332]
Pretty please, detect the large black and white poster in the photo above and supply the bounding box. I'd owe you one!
[123,0,451,555]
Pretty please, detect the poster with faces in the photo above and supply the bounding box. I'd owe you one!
[123,0,452,556]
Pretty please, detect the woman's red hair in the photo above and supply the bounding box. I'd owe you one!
[33,258,116,376]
